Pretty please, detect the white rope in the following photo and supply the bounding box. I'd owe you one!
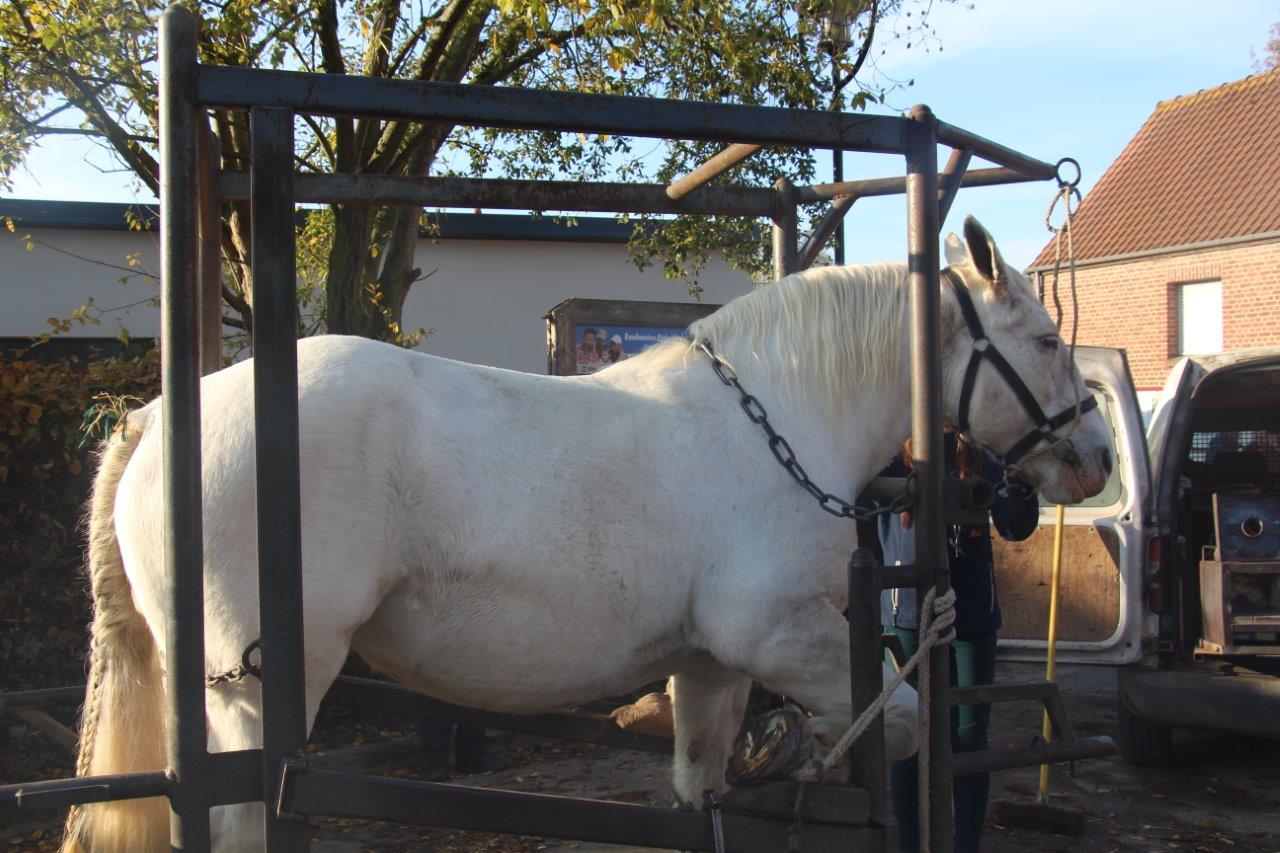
[795,586,957,852]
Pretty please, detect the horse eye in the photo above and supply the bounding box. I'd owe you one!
[1038,335,1060,351]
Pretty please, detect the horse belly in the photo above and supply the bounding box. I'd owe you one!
[351,563,690,714]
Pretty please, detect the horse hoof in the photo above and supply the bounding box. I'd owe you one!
[727,703,812,785]
[610,692,674,738]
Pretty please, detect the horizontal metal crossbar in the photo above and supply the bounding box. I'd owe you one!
[795,166,1038,203]
[197,66,909,153]
[217,172,777,216]
[951,736,1114,777]
[936,121,1056,181]
[281,766,887,852]
[0,771,171,813]
[0,750,264,815]
[950,681,1075,740]
[326,676,671,754]
[0,685,84,709]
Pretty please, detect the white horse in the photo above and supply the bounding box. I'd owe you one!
[64,217,1110,852]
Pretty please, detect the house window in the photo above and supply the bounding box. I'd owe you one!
[1176,280,1223,355]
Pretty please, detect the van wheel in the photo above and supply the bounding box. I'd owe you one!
[1116,692,1174,766]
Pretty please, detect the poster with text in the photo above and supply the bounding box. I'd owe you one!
[575,325,685,374]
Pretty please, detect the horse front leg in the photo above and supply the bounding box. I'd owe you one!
[669,670,752,807]
[719,596,918,767]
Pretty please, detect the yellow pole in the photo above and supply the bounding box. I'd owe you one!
[1038,504,1066,802]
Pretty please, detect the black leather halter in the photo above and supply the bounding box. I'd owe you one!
[943,267,1098,467]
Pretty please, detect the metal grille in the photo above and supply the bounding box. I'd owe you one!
[1190,430,1280,474]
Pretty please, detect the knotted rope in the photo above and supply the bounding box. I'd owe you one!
[1042,159,1082,355]
[795,586,956,852]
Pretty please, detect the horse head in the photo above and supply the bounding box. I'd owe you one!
[941,216,1111,505]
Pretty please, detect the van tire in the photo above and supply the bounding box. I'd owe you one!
[1116,692,1174,766]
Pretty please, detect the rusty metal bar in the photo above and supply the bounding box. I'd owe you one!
[198,65,909,153]
[217,172,776,216]
[0,685,84,708]
[935,121,1055,180]
[936,148,972,225]
[158,7,212,850]
[281,766,879,851]
[880,563,923,590]
[772,178,798,279]
[197,123,222,375]
[952,737,1115,777]
[796,166,1033,203]
[0,751,263,815]
[250,105,310,852]
[0,771,173,814]
[665,143,763,200]
[905,103,952,853]
[11,707,77,751]
[797,193,857,270]
[848,549,891,828]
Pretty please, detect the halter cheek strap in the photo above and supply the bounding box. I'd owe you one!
[943,268,1098,467]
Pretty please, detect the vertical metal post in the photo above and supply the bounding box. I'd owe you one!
[847,548,890,830]
[197,124,222,376]
[250,106,310,852]
[158,6,212,850]
[772,177,798,279]
[905,104,953,853]
[831,150,846,264]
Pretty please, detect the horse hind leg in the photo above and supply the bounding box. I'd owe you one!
[670,670,751,807]
[204,629,354,851]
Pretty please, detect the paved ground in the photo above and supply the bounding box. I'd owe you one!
[6,663,1279,851]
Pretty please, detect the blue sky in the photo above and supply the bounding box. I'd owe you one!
[5,0,1276,269]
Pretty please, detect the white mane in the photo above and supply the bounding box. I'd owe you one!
[688,262,910,417]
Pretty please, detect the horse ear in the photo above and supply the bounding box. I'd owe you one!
[943,232,967,266]
[962,215,1007,291]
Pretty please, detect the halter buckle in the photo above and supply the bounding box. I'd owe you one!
[972,337,990,352]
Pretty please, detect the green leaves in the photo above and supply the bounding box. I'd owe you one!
[2,0,951,340]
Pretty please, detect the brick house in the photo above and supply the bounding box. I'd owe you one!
[1027,68,1280,411]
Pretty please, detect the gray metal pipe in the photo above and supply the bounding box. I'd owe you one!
[249,106,311,852]
[936,148,973,226]
[935,121,1056,180]
[771,178,798,280]
[796,166,1034,204]
[217,172,777,217]
[665,143,762,200]
[158,6,212,850]
[905,104,953,853]
[848,549,891,828]
[797,193,857,270]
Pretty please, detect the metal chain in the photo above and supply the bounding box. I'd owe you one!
[205,639,261,688]
[695,340,915,522]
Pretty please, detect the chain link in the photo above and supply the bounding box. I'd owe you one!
[695,340,915,522]
[205,639,261,688]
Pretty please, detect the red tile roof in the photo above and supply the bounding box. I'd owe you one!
[1030,69,1280,267]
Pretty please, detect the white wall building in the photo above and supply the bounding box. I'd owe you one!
[0,199,756,373]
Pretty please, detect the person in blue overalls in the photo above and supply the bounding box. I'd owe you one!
[878,431,1039,853]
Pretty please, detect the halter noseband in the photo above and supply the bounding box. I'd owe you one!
[943,267,1098,469]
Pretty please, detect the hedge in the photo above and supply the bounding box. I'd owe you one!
[0,346,160,691]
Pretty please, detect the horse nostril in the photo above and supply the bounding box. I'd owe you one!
[1099,447,1112,475]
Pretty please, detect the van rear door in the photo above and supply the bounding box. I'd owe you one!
[994,345,1155,666]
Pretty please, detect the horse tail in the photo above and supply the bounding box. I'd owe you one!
[63,409,169,853]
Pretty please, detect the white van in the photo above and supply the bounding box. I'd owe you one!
[991,346,1280,765]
